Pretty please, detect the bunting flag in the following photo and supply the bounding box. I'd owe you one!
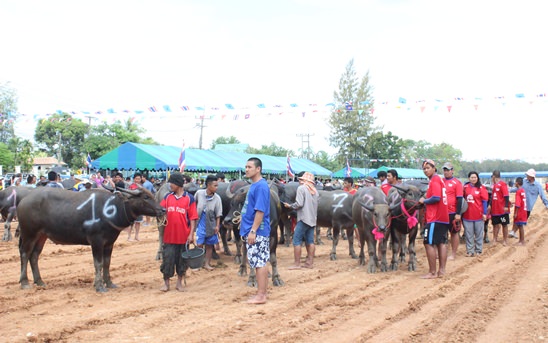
[85,153,92,167]
[181,106,190,111]
[148,106,157,112]
[225,104,234,109]
[178,140,186,173]
[345,101,353,110]
[286,154,295,178]
[163,105,172,112]
[345,158,352,177]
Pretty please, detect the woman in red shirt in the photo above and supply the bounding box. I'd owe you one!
[462,171,489,257]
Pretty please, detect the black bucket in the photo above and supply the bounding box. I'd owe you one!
[181,242,205,269]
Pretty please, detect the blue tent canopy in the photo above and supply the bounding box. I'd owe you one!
[91,142,333,175]
[368,166,427,179]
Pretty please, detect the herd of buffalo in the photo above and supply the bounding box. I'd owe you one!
[0,177,445,292]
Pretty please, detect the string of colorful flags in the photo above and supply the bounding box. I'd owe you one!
[2,91,547,126]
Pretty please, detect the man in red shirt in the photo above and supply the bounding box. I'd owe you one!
[442,162,463,260]
[490,170,510,245]
[343,177,357,195]
[419,159,449,279]
[381,169,399,196]
[159,172,198,292]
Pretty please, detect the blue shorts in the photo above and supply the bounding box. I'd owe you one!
[293,221,315,246]
[196,232,219,246]
[246,234,270,268]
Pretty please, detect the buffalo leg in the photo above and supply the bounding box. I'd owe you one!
[366,235,378,273]
[358,228,367,266]
[315,226,323,245]
[102,243,118,288]
[19,233,46,289]
[2,210,15,241]
[390,231,401,271]
[220,226,232,256]
[345,226,358,259]
[329,227,340,261]
[407,227,418,271]
[270,235,284,286]
[155,222,165,260]
[234,228,242,265]
[2,221,12,241]
[29,234,48,287]
[379,233,390,272]
[90,242,107,292]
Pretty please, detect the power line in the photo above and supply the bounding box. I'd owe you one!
[296,133,314,159]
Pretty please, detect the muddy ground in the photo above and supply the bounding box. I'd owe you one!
[1,203,547,342]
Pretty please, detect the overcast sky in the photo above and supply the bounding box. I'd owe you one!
[2,0,547,163]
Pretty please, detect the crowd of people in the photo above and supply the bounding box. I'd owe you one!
[4,160,548,303]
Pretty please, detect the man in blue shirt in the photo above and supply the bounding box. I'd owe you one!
[240,157,270,305]
[523,169,548,217]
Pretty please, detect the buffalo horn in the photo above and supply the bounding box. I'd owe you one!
[117,187,140,196]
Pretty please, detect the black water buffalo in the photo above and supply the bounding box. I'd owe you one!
[386,183,424,271]
[316,190,357,261]
[154,181,199,260]
[273,180,299,246]
[218,180,249,256]
[1,186,33,241]
[223,184,284,287]
[352,187,392,273]
[18,187,164,292]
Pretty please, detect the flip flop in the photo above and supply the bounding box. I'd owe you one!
[288,265,301,270]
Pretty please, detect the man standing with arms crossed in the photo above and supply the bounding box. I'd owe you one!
[443,162,463,260]
[240,157,271,305]
[490,170,510,245]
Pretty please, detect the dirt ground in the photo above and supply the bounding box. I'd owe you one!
[1,201,547,343]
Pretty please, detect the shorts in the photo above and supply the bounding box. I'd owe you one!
[160,243,188,278]
[134,215,144,223]
[293,221,315,246]
[245,234,270,268]
[196,232,219,246]
[491,214,509,226]
[423,222,449,245]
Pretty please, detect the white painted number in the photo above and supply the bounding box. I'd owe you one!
[76,193,100,227]
[103,196,117,219]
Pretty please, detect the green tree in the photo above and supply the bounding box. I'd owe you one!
[211,136,240,149]
[82,118,157,166]
[311,150,340,172]
[329,59,377,163]
[0,82,19,144]
[34,113,89,167]
[0,142,14,170]
[368,131,407,168]
[8,137,34,172]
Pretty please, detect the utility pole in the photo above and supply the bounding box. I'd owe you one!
[296,133,314,159]
[83,115,96,126]
[196,108,208,149]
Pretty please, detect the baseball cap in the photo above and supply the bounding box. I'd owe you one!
[442,162,453,170]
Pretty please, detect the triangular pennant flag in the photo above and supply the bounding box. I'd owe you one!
[447,105,452,113]
[420,106,425,113]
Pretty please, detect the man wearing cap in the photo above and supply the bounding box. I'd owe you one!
[284,171,319,270]
[523,169,548,218]
[159,172,198,292]
[419,159,450,279]
[490,170,510,245]
[240,157,271,304]
[442,162,463,260]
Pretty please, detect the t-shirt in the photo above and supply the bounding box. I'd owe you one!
[129,182,140,190]
[240,178,271,237]
[425,174,449,224]
[344,188,357,195]
[514,188,528,225]
[463,184,489,221]
[444,177,463,214]
[491,180,509,215]
[160,192,198,244]
[380,183,392,196]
